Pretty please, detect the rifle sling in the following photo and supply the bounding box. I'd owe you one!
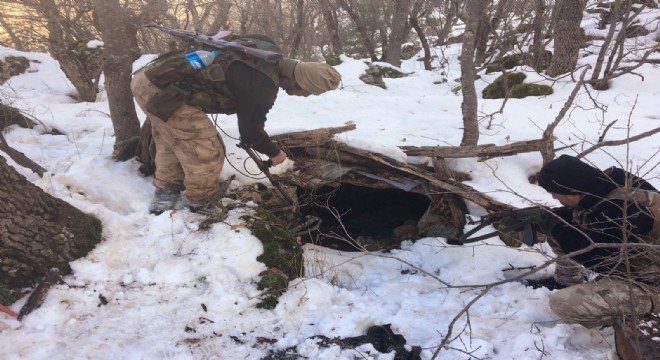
[458,219,537,245]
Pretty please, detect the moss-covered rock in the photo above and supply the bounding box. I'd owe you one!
[401,43,421,60]
[359,63,410,89]
[324,53,342,66]
[482,72,527,99]
[0,56,31,85]
[510,83,554,98]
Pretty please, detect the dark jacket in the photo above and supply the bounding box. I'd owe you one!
[225,61,280,156]
[143,50,284,157]
[550,167,658,283]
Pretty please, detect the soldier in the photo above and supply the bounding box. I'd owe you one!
[131,39,341,215]
[527,155,659,328]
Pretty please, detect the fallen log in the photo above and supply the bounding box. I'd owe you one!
[400,139,551,160]
[333,142,509,211]
[270,123,357,148]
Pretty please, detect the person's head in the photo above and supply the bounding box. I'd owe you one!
[536,155,605,208]
[286,62,341,97]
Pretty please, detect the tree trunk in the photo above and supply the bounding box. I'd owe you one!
[433,0,460,46]
[39,0,102,102]
[0,156,102,299]
[384,0,412,67]
[337,0,378,61]
[473,0,491,66]
[475,0,508,65]
[530,0,548,71]
[93,0,142,161]
[290,0,305,58]
[319,0,343,55]
[459,0,481,146]
[546,0,585,77]
[409,5,432,70]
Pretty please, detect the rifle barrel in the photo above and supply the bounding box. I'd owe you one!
[145,24,282,63]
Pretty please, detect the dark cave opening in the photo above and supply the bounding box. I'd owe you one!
[298,183,432,251]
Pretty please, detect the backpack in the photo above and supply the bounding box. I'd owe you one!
[139,32,281,119]
[142,32,280,88]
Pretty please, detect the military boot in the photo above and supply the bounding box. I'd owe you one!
[149,188,184,215]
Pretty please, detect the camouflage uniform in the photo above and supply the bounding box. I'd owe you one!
[131,71,224,204]
[549,278,659,328]
[131,41,291,208]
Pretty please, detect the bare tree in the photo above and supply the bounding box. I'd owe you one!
[290,0,306,58]
[383,0,412,66]
[588,0,658,90]
[0,12,28,51]
[428,0,460,46]
[93,0,146,160]
[474,0,509,66]
[337,0,379,61]
[36,0,103,102]
[0,0,47,51]
[409,0,432,70]
[529,0,549,71]
[459,0,481,146]
[546,0,586,77]
[318,0,343,56]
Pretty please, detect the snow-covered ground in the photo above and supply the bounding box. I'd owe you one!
[1,8,659,359]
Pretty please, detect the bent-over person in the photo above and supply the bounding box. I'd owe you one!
[131,36,341,215]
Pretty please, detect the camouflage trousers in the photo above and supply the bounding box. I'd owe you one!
[131,71,225,204]
[548,277,659,328]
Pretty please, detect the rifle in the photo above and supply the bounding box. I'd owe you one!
[238,141,321,235]
[454,206,550,246]
[239,141,295,207]
[144,23,282,63]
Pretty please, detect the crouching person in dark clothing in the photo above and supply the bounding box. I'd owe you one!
[530,155,659,328]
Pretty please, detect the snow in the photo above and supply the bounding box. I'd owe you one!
[1,18,659,360]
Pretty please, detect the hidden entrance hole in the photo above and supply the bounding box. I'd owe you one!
[298,183,432,251]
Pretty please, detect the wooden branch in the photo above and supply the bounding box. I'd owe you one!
[578,126,660,159]
[336,142,509,211]
[17,269,63,320]
[400,139,550,160]
[271,123,356,149]
[0,131,46,176]
[541,65,590,163]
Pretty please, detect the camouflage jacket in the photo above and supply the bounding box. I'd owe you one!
[138,46,284,156]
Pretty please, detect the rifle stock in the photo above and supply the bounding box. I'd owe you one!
[237,142,324,235]
[145,24,282,63]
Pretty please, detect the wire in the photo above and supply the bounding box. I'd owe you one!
[211,114,266,180]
